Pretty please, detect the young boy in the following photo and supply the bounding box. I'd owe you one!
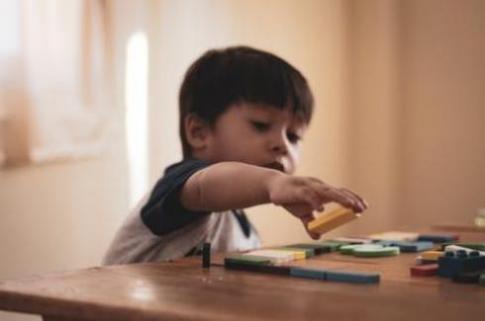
[103,46,367,265]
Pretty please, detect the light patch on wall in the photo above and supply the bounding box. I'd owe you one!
[125,31,149,207]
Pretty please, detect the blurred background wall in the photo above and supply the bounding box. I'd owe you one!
[0,0,484,319]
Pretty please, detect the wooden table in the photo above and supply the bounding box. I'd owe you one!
[1,228,484,321]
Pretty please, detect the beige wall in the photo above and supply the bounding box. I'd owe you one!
[1,1,484,319]
[398,0,485,228]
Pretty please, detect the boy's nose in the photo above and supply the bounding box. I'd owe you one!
[270,135,288,156]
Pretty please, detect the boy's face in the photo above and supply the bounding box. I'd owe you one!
[203,102,308,174]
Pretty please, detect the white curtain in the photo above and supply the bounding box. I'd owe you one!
[0,0,113,166]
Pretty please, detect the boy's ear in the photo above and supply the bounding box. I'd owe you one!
[184,114,212,152]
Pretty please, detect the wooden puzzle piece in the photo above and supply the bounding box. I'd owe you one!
[417,233,459,243]
[286,243,332,255]
[290,267,380,284]
[438,250,485,278]
[410,264,438,277]
[353,245,400,257]
[375,240,434,252]
[440,243,485,251]
[307,207,360,234]
[324,269,380,284]
[443,245,485,256]
[420,251,444,262]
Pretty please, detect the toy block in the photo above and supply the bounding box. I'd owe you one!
[244,250,295,263]
[330,237,373,244]
[290,267,326,280]
[421,251,444,262]
[375,240,434,252]
[286,243,332,255]
[417,233,459,243]
[444,245,485,257]
[308,208,360,234]
[339,244,364,255]
[224,255,290,275]
[269,248,307,260]
[410,264,438,277]
[225,261,291,275]
[325,270,380,284]
[318,240,350,251]
[438,251,485,278]
[224,255,272,266]
[441,243,485,252]
[339,244,400,257]
[369,231,418,242]
[202,242,211,268]
[353,245,400,258]
[278,247,315,258]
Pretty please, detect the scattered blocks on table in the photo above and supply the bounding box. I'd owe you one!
[308,207,360,234]
[438,250,485,278]
[410,264,438,277]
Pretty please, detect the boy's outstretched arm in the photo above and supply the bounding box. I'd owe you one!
[180,162,367,227]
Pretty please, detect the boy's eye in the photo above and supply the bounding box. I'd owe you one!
[251,121,270,132]
[287,132,301,144]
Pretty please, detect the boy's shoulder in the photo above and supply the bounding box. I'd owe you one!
[163,158,211,179]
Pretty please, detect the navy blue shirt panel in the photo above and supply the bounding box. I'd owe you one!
[140,159,211,236]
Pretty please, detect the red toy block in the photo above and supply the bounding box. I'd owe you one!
[410,264,438,277]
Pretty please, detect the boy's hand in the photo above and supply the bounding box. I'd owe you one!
[267,173,367,239]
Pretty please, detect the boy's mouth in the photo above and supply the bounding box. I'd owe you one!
[263,162,285,173]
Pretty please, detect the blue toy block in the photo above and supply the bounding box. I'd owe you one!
[290,267,326,280]
[418,234,458,243]
[438,251,485,278]
[325,270,380,284]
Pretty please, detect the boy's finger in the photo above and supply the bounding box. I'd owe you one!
[340,188,368,211]
[298,188,323,211]
[339,188,367,213]
[313,184,358,212]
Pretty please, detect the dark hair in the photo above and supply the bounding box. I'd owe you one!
[179,46,314,158]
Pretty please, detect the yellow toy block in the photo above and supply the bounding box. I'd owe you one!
[307,207,360,234]
[421,250,444,261]
[270,248,306,260]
